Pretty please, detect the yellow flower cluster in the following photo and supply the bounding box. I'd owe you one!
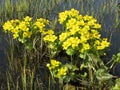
[35,18,49,33]
[47,59,61,70]
[62,37,80,50]
[95,38,110,50]
[59,32,71,42]
[3,16,49,44]
[58,8,110,54]
[58,8,79,24]
[3,16,33,40]
[46,59,68,78]
[43,29,57,43]
[57,67,67,78]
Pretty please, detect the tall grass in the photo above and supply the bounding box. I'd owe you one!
[0,0,119,90]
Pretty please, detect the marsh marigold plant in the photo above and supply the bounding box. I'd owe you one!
[3,16,49,50]
[46,59,78,83]
[58,8,110,56]
[3,8,112,87]
[43,8,110,57]
[44,9,111,86]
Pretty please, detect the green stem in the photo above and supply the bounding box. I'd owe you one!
[59,78,63,90]
[98,81,102,90]
[70,55,73,64]
[88,64,93,83]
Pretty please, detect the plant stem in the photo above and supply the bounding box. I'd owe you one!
[71,55,73,64]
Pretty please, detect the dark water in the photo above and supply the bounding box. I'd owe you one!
[0,30,8,72]
[0,0,120,76]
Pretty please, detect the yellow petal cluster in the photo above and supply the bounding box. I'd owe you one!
[58,8,79,24]
[58,8,110,54]
[59,32,71,42]
[43,29,57,42]
[80,43,90,53]
[35,18,49,33]
[47,59,61,70]
[3,8,110,55]
[95,38,110,50]
[57,67,67,78]
[3,16,33,40]
[3,16,49,44]
[62,37,80,50]
[43,34,57,42]
[46,59,68,78]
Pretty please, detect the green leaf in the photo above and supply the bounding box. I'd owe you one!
[65,63,79,71]
[112,52,120,63]
[18,38,26,43]
[111,78,120,90]
[78,72,87,78]
[66,48,75,56]
[25,43,33,50]
[95,69,113,82]
[80,63,88,70]
[65,63,73,70]
[79,54,84,59]
[79,53,87,59]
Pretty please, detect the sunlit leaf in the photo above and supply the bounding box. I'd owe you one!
[66,48,75,56]
[95,69,113,82]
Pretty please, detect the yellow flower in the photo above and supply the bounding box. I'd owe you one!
[24,16,32,22]
[58,11,69,24]
[62,37,80,50]
[57,67,67,78]
[91,29,101,39]
[69,25,80,35]
[12,27,19,39]
[76,15,83,20]
[13,33,19,39]
[70,8,79,17]
[35,21,45,33]
[43,29,54,35]
[62,41,71,50]
[95,38,110,50]
[63,37,75,49]
[35,18,49,33]
[83,15,94,21]
[80,43,90,53]
[83,25,90,31]
[50,59,61,69]
[77,19,85,26]
[43,34,57,42]
[23,31,32,38]
[58,9,79,24]
[93,24,101,29]
[18,21,29,31]
[80,35,88,43]
[59,32,71,42]
[87,19,96,26]
[66,18,77,29]
[3,21,14,32]
[36,18,49,24]
[71,37,80,49]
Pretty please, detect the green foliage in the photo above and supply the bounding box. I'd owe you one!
[112,52,120,63]
[44,9,114,89]
[2,16,49,50]
[95,69,113,82]
[111,78,120,90]
[47,59,79,84]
